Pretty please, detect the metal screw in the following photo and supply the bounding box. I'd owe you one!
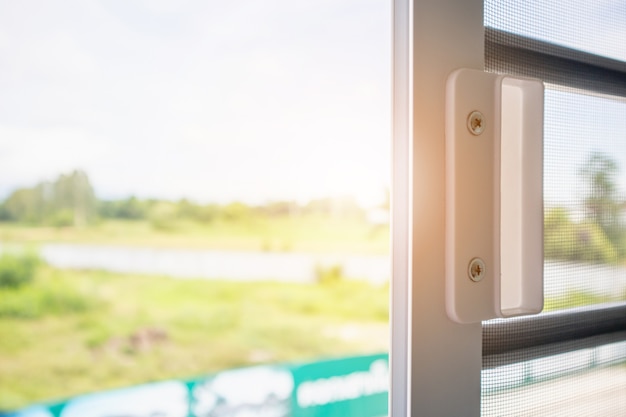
[467,111,485,135]
[468,258,485,282]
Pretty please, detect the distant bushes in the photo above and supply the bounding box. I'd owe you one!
[544,207,620,264]
[0,282,93,319]
[0,170,96,227]
[315,264,344,285]
[0,251,40,288]
[0,252,95,319]
[0,171,373,234]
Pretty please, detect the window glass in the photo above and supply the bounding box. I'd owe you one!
[0,1,391,413]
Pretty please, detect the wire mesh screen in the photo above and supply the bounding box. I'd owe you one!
[485,0,626,62]
[482,348,626,416]
[483,1,626,415]
[540,89,626,310]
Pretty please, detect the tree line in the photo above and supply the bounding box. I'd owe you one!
[0,170,96,227]
[0,170,367,228]
[545,152,626,264]
[1,153,623,264]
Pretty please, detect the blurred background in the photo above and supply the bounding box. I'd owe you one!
[1,0,626,415]
[0,0,392,411]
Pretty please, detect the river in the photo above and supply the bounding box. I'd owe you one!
[36,243,390,284]
[3,243,626,297]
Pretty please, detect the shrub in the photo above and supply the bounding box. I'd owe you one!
[315,264,344,285]
[544,207,620,264]
[0,252,41,288]
[49,209,75,227]
[0,280,94,319]
[148,202,179,231]
[572,222,618,264]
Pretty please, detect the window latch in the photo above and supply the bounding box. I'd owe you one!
[445,68,544,323]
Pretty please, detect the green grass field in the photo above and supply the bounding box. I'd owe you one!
[0,216,389,254]
[2,219,624,412]
[0,217,390,409]
[2,264,619,411]
[0,265,389,411]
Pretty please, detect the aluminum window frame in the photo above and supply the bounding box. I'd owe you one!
[391,2,626,416]
[391,0,484,416]
[483,302,626,368]
[485,27,626,98]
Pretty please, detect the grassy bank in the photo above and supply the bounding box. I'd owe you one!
[0,216,389,254]
[2,251,624,411]
[0,266,389,411]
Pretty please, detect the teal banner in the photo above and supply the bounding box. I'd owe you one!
[187,365,293,417]
[291,354,388,417]
[4,354,389,417]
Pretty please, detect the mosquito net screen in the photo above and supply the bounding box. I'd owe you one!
[482,1,626,415]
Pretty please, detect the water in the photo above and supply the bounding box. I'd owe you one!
[2,243,626,296]
[36,243,390,284]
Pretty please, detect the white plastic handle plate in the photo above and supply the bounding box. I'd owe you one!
[445,69,544,324]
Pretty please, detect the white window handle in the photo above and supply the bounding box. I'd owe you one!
[445,68,544,323]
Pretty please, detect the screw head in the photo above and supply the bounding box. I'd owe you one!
[467,111,485,135]
[468,258,485,282]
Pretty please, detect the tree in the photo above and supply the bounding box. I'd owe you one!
[1,170,96,226]
[3,187,42,224]
[544,206,619,264]
[0,202,11,221]
[99,196,148,220]
[579,152,624,255]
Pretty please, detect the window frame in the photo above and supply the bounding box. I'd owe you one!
[483,302,626,368]
[391,0,484,416]
[391,2,626,416]
[485,27,626,98]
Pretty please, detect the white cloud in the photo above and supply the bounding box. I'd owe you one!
[0,0,392,206]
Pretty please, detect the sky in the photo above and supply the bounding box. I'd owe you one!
[1,0,625,209]
[0,0,392,206]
